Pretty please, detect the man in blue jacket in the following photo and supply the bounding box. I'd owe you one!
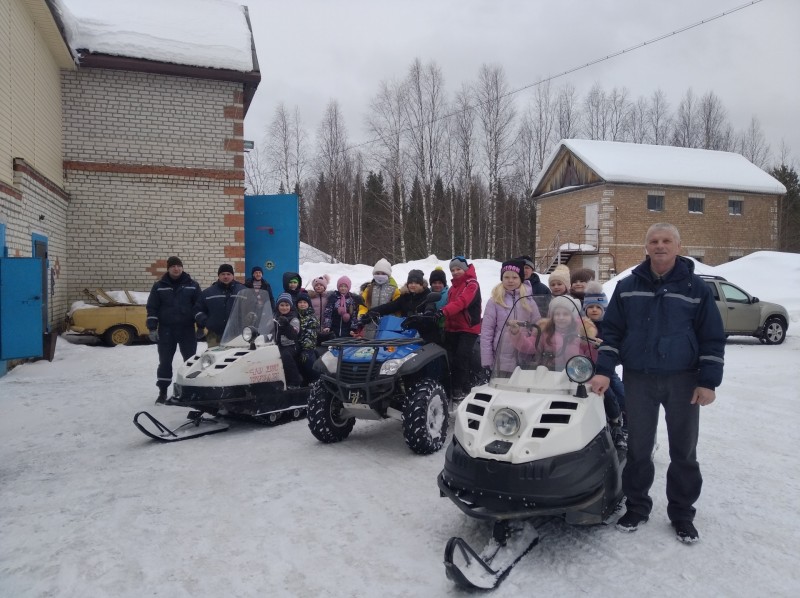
[197,264,247,348]
[146,256,203,403]
[590,223,725,544]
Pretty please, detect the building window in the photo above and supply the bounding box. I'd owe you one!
[688,195,704,213]
[647,191,665,211]
[729,196,743,215]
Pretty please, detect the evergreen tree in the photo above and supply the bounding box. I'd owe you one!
[770,164,800,252]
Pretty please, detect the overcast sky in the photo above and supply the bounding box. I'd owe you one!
[243,0,799,169]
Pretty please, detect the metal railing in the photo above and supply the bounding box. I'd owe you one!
[536,227,599,273]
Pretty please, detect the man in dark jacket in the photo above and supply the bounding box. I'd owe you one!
[146,256,203,403]
[590,224,725,544]
[197,264,247,347]
[368,269,439,343]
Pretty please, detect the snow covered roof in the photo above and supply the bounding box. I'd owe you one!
[53,0,255,72]
[535,139,787,196]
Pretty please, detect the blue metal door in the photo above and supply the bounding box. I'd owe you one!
[0,258,44,359]
[244,194,299,294]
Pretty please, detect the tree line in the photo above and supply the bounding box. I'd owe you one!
[245,59,800,265]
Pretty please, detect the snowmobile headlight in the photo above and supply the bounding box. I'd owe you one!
[242,326,259,343]
[493,408,520,437]
[200,353,216,370]
[565,355,594,384]
[379,353,415,376]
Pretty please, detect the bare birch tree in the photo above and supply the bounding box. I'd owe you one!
[647,89,672,145]
[452,84,477,257]
[316,100,350,260]
[556,83,580,141]
[366,78,408,262]
[266,103,293,192]
[607,87,631,142]
[629,96,649,144]
[672,88,700,148]
[583,83,610,140]
[698,90,730,150]
[475,64,516,258]
[244,143,270,195]
[738,116,771,168]
[403,59,447,256]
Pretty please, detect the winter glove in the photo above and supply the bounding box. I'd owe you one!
[195,327,206,341]
[434,309,444,320]
[148,330,159,343]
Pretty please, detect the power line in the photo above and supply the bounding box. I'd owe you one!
[254,0,766,177]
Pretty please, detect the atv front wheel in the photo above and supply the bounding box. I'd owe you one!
[307,381,354,443]
[402,378,449,455]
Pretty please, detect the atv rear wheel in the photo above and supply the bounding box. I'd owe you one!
[307,381,354,443]
[402,378,449,455]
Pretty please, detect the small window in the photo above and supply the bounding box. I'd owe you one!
[705,281,720,300]
[688,196,704,213]
[647,192,664,211]
[729,197,743,215]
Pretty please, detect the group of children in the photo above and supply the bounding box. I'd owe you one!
[261,257,625,449]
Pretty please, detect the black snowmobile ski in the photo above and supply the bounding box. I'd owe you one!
[444,520,540,590]
[133,410,230,442]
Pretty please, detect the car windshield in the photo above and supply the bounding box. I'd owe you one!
[220,288,275,346]
[490,293,597,384]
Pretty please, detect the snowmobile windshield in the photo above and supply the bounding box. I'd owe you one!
[220,288,276,346]
[490,293,597,384]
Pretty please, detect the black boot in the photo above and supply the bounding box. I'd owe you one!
[155,388,167,404]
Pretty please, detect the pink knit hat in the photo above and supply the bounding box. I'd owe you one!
[312,274,330,291]
[337,276,352,291]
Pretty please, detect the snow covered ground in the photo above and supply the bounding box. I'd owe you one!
[1,252,799,597]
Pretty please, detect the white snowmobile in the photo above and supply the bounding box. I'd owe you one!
[134,288,309,442]
[437,294,625,589]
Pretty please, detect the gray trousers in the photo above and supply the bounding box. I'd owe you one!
[622,369,702,522]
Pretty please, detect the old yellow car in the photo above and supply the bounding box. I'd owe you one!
[65,289,150,346]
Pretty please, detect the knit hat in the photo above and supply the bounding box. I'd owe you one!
[407,269,425,285]
[548,295,582,317]
[312,274,330,291]
[500,259,525,280]
[218,263,234,275]
[373,258,392,276]
[251,266,263,275]
[337,275,352,291]
[166,256,183,268]
[516,255,535,270]
[296,291,311,305]
[571,268,595,284]
[582,281,608,313]
[449,256,469,272]
[548,265,571,289]
[429,267,447,286]
[276,292,293,307]
[288,276,300,284]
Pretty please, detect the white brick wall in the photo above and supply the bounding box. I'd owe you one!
[62,69,240,169]
[61,68,245,302]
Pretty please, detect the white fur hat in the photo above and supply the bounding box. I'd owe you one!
[373,258,392,276]
[548,265,571,289]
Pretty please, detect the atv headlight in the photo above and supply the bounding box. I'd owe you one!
[200,353,216,370]
[319,350,338,374]
[242,326,259,343]
[565,355,594,384]
[493,408,520,437]
[379,353,415,376]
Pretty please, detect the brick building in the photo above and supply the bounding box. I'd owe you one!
[532,139,787,281]
[0,0,260,335]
